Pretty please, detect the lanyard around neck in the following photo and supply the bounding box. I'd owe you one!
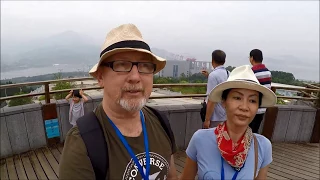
[108,110,150,180]
[221,156,240,180]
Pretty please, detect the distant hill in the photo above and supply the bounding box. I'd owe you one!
[1,71,88,84]
[1,31,100,72]
[1,31,183,73]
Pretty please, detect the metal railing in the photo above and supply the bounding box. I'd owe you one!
[1,77,319,103]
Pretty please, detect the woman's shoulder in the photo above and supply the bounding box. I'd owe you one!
[192,128,217,141]
[254,133,272,151]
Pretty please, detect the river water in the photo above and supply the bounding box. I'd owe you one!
[1,64,92,80]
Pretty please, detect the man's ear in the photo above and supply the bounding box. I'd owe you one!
[95,68,104,87]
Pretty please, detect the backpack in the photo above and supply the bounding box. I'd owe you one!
[76,106,176,180]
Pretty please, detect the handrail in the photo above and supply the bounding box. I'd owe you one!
[0,77,319,103]
[0,77,94,89]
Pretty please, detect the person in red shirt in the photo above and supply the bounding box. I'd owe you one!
[249,49,272,133]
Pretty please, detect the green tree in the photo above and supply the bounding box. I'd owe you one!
[52,72,75,100]
[275,92,286,105]
[180,73,187,82]
[188,73,207,83]
[8,92,33,107]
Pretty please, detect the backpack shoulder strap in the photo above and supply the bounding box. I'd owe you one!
[226,69,229,77]
[146,106,176,153]
[77,111,108,180]
[253,134,259,179]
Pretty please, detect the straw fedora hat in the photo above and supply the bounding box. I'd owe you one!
[89,23,166,78]
[208,65,277,107]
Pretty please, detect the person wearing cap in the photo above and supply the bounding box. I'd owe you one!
[59,24,178,180]
[180,65,277,180]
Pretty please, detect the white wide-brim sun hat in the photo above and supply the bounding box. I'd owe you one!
[208,65,277,107]
[89,23,166,78]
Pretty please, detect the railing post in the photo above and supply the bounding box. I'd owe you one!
[262,106,279,141]
[42,103,61,147]
[44,82,50,104]
[310,108,320,143]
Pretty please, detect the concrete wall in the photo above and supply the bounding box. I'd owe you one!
[1,104,46,158]
[0,96,317,158]
[272,105,317,142]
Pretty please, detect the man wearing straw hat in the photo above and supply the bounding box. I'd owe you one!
[59,24,178,180]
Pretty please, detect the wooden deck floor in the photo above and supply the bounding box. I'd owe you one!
[1,143,319,179]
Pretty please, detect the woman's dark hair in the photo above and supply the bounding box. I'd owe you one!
[222,89,263,107]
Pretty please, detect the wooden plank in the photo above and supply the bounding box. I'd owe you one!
[28,151,48,180]
[14,155,28,179]
[269,166,301,180]
[275,143,320,152]
[267,171,289,180]
[274,143,319,156]
[273,154,319,175]
[273,145,320,162]
[311,109,320,143]
[35,149,57,179]
[304,83,320,89]
[6,157,18,179]
[49,145,61,163]
[285,110,303,142]
[20,153,38,180]
[24,107,47,149]
[274,144,319,158]
[270,162,315,179]
[262,106,278,140]
[272,150,319,171]
[272,110,290,142]
[273,144,319,162]
[0,159,9,180]
[6,112,31,154]
[299,90,316,98]
[271,160,319,179]
[1,116,13,157]
[41,147,59,175]
[57,143,64,153]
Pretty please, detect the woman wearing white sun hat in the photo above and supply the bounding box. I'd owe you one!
[181,65,277,180]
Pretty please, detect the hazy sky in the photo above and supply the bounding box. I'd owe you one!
[1,1,319,81]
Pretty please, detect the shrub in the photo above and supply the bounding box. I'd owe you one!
[8,92,33,107]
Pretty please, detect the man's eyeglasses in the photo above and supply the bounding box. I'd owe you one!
[101,61,156,74]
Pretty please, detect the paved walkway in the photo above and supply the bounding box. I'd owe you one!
[1,143,319,179]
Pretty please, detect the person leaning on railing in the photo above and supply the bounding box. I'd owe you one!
[180,65,277,180]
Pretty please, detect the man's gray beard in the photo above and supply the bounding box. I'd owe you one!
[119,98,147,112]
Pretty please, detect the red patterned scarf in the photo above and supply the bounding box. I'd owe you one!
[214,121,253,170]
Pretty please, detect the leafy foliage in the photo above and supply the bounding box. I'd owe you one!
[0,81,39,98]
[275,93,286,105]
[154,73,207,94]
[8,92,33,107]
[51,73,76,100]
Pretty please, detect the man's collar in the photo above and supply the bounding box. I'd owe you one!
[213,65,225,70]
[252,63,266,69]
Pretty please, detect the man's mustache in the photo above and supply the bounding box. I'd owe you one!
[121,85,144,92]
